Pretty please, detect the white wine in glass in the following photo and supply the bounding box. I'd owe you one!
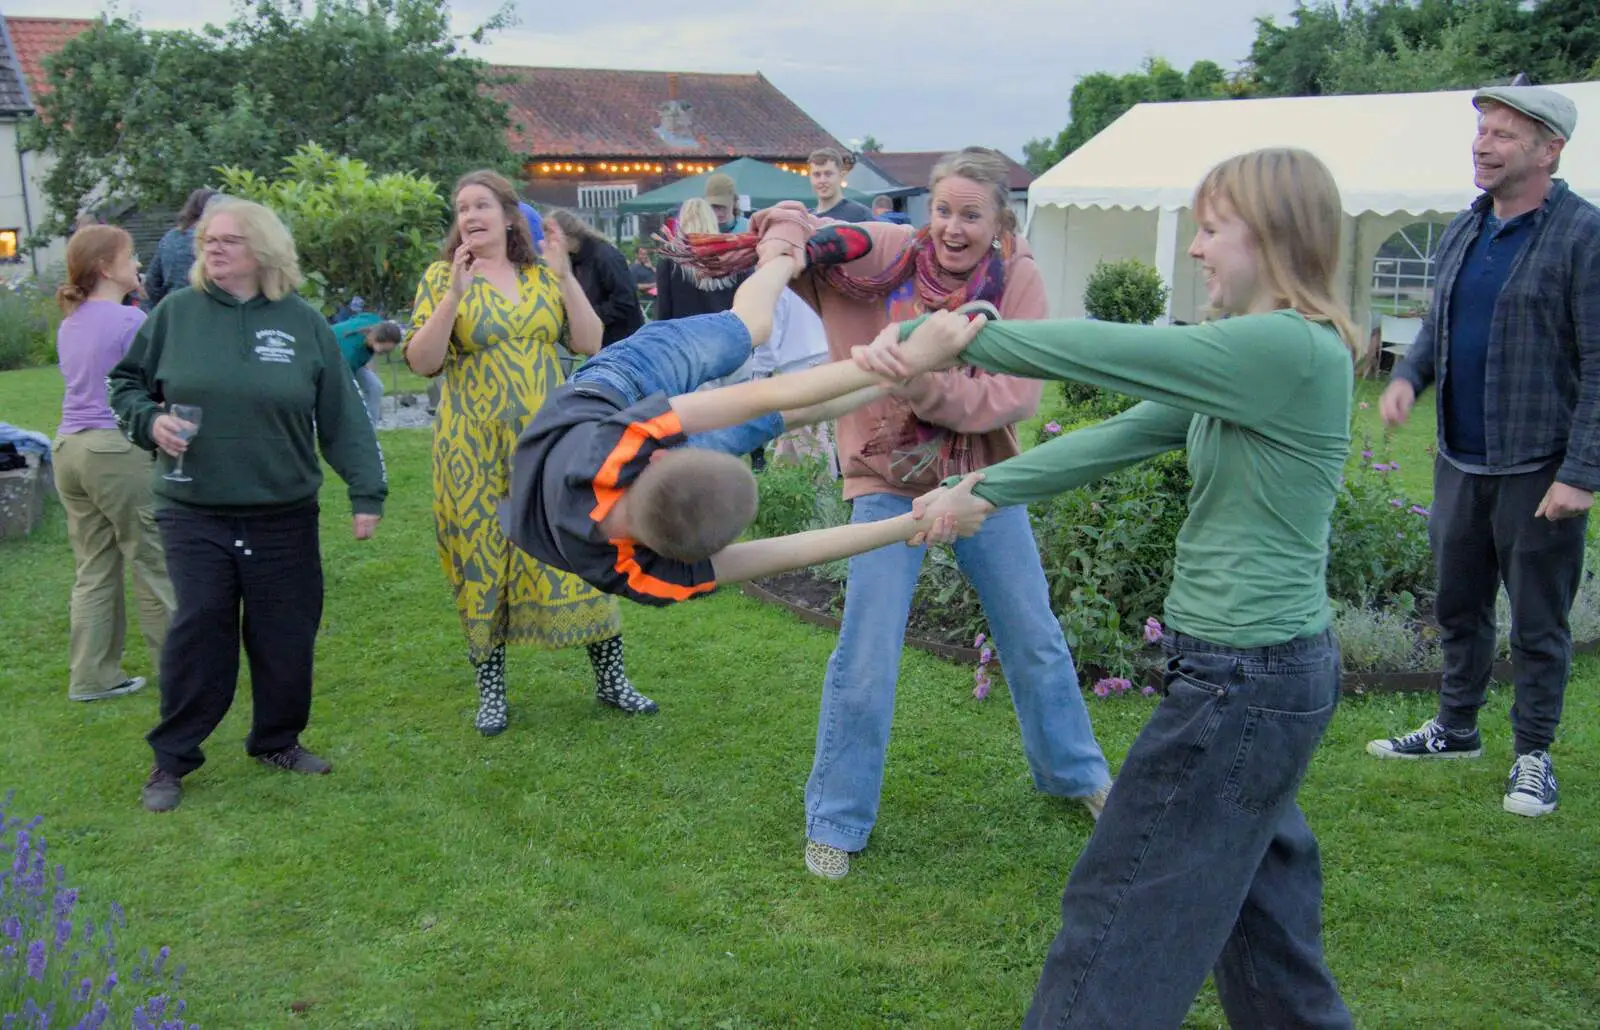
[163,404,203,483]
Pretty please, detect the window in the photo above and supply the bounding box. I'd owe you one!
[577,183,639,241]
[1371,221,1451,318]
[0,229,19,263]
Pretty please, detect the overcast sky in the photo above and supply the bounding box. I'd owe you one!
[8,0,1303,157]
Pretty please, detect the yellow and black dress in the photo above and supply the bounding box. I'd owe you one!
[408,261,621,663]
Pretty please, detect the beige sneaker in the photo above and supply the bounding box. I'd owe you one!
[1081,783,1112,821]
[804,840,852,880]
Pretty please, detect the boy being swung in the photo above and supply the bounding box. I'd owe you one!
[501,251,992,604]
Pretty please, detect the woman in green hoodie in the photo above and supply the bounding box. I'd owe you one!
[109,198,388,814]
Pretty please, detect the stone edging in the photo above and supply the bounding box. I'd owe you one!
[739,581,1600,696]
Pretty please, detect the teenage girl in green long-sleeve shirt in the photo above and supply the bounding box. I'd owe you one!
[857,148,1360,1029]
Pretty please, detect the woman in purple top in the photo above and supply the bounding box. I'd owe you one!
[52,225,175,702]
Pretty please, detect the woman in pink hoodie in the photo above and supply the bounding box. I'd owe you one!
[671,147,1113,879]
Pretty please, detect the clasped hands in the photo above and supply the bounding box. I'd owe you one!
[849,310,999,547]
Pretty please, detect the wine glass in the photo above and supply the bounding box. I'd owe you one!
[163,404,203,483]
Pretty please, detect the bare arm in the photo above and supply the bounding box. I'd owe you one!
[544,224,603,356]
[671,357,882,437]
[781,385,885,428]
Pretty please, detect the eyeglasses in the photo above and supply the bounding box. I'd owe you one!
[200,233,248,250]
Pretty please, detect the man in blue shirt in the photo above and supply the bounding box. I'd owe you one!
[518,201,546,249]
[1371,86,1600,820]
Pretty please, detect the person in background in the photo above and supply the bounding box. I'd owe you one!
[333,313,404,426]
[872,195,910,225]
[1368,85,1600,820]
[52,225,176,703]
[519,201,546,250]
[547,209,645,348]
[406,170,656,735]
[706,173,750,232]
[654,199,764,469]
[109,198,387,814]
[143,188,216,310]
[629,247,656,289]
[758,288,839,477]
[808,148,875,223]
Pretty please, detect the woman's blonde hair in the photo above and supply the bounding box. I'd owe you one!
[189,197,302,301]
[57,224,134,315]
[1192,148,1360,357]
[675,197,719,236]
[928,146,1020,235]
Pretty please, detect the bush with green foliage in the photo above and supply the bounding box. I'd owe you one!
[0,282,63,371]
[217,144,447,317]
[1083,258,1170,326]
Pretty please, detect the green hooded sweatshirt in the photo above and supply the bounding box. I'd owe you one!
[108,284,387,516]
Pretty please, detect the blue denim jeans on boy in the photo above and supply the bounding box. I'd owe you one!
[1024,629,1351,1030]
[805,493,1112,853]
[569,310,784,457]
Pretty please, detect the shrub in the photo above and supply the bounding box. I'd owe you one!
[751,456,841,541]
[217,143,447,317]
[0,281,61,371]
[1,792,197,1028]
[1083,258,1169,326]
[1327,445,1435,607]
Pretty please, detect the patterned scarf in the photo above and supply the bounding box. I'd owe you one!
[655,224,1011,312]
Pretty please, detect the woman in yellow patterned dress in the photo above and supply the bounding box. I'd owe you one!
[405,170,659,736]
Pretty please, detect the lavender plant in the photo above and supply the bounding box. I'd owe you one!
[1,793,199,1029]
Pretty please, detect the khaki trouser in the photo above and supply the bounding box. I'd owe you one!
[52,430,175,697]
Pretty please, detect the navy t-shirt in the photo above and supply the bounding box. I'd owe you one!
[502,384,719,606]
[1442,210,1534,462]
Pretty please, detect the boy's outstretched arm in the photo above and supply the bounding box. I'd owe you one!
[781,384,884,428]
[671,318,986,437]
[709,475,989,585]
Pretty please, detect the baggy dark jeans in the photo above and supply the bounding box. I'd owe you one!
[1024,629,1352,1030]
[149,504,323,776]
[1430,455,1586,754]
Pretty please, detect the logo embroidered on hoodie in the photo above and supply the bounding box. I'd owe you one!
[253,329,298,364]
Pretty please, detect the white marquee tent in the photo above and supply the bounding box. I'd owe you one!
[1026,81,1600,331]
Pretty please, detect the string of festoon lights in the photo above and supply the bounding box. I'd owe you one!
[535,160,815,176]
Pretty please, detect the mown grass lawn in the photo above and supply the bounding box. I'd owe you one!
[1,367,1595,1028]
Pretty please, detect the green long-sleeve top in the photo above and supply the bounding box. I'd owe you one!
[109,284,387,516]
[922,310,1352,648]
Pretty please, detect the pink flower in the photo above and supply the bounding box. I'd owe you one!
[1390,498,1404,507]
[1044,421,1062,435]
[1361,449,1373,461]
[979,647,993,664]
[1142,617,1163,644]
[1409,505,1430,517]
[1371,463,1393,472]
[1141,684,1158,697]
[973,632,986,649]
[1110,677,1132,694]
[1092,679,1112,698]
[973,671,991,701]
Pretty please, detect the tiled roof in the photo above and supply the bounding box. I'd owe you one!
[4,17,97,104]
[0,20,29,115]
[864,150,1035,191]
[491,66,844,159]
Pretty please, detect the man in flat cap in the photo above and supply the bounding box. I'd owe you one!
[1370,85,1600,817]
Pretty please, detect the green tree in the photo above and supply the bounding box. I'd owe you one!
[23,0,517,243]
[217,143,447,317]
[857,134,884,152]
[1083,259,1169,325]
[1022,57,1250,174]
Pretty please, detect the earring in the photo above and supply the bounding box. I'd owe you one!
[991,238,1001,251]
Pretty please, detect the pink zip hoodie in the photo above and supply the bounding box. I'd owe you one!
[750,201,1045,501]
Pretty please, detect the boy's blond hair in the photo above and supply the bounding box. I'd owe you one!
[627,449,758,562]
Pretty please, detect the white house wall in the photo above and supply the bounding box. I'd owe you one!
[0,120,66,280]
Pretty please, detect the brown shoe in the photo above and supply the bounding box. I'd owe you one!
[141,767,182,813]
[256,744,332,775]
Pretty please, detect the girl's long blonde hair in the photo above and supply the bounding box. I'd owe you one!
[1192,148,1360,357]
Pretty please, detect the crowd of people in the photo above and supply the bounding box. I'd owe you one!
[42,83,1595,1027]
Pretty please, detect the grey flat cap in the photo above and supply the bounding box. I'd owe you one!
[1473,85,1577,139]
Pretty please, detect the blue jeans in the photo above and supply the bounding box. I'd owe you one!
[1025,629,1351,1030]
[354,365,383,426]
[569,310,784,457]
[805,493,1112,852]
